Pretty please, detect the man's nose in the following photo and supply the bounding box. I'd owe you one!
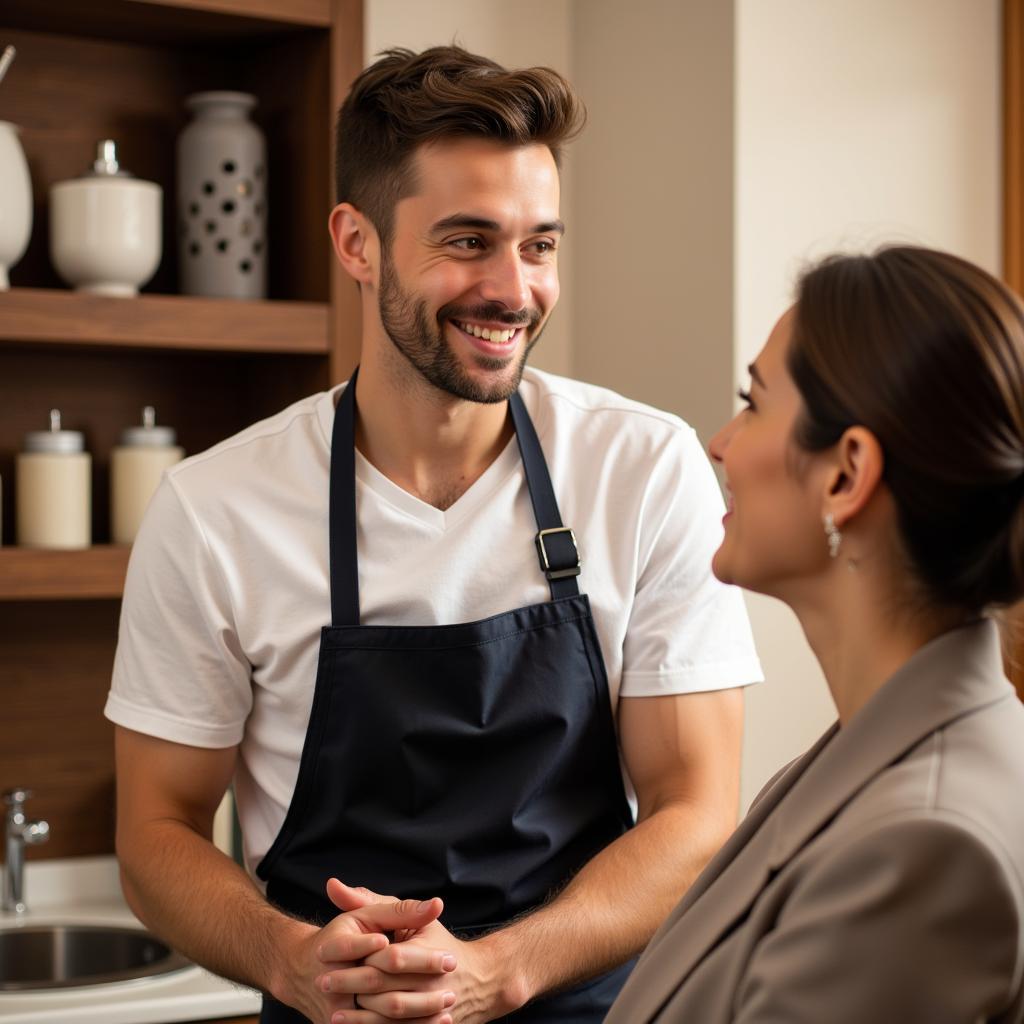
[479,250,532,311]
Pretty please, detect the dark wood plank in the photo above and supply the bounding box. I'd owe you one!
[2,0,328,43]
[0,601,121,860]
[0,546,129,600]
[0,289,328,354]
[141,0,329,25]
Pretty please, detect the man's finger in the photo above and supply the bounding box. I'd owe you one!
[331,1010,452,1024]
[364,943,457,976]
[318,897,445,963]
[351,987,456,1020]
[317,929,390,964]
[318,963,388,995]
[327,878,393,912]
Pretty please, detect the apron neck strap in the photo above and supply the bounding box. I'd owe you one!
[329,369,580,627]
[508,391,581,601]
[330,367,361,627]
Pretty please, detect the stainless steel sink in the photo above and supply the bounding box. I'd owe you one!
[0,924,191,990]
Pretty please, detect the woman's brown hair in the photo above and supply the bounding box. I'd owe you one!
[789,246,1024,612]
[334,46,585,247]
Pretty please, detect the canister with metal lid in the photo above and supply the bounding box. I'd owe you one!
[110,406,184,545]
[16,410,91,549]
[50,139,162,296]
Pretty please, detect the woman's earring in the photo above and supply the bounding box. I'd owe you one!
[824,512,842,558]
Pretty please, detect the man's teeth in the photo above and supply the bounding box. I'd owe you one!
[456,320,517,343]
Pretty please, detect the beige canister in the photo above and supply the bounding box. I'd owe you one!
[111,407,183,545]
[17,410,91,549]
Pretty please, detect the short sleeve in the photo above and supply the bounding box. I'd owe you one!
[735,815,1022,1022]
[620,425,761,696]
[104,475,253,748]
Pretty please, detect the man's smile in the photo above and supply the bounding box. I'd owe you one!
[452,318,522,345]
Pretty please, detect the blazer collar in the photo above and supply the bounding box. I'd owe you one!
[609,618,1014,1024]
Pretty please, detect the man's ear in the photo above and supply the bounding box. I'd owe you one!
[329,202,378,286]
[824,426,885,528]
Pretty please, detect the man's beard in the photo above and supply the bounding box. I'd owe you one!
[377,254,544,404]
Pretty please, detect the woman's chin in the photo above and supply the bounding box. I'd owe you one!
[711,548,734,586]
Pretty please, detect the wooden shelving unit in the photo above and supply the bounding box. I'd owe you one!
[0,0,364,860]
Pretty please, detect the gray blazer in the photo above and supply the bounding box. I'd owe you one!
[606,619,1024,1023]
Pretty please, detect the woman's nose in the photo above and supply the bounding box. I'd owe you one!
[708,417,737,464]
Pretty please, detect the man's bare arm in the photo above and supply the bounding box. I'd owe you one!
[114,726,455,1023]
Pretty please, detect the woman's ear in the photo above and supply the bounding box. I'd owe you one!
[329,202,378,287]
[824,426,885,528]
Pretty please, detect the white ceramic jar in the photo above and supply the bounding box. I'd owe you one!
[110,406,184,545]
[50,140,162,297]
[0,121,32,291]
[17,410,91,549]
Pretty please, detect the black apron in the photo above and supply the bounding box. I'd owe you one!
[257,371,635,1022]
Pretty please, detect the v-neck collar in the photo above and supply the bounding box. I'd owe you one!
[354,439,521,531]
[317,379,542,532]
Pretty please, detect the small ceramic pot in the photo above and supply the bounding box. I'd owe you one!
[50,141,162,297]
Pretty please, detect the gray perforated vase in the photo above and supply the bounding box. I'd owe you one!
[176,91,267,299]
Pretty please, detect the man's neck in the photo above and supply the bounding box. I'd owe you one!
[350,350,516,511]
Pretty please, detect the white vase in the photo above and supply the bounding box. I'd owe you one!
[0,121,33,291]
[177,91,267,300]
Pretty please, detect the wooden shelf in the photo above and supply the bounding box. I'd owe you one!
[0,545,130,600]
[0,0,332,44]
[0,288,329,355]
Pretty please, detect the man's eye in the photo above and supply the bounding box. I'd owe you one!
[451,237,483,251]
[737,387,755,411]
[530,240,556,255]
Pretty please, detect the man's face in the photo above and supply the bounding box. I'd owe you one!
[376,138,562,403]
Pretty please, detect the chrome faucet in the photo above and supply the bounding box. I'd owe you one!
[3,788,50,915]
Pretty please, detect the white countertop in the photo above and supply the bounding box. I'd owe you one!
[0,856,262,1023]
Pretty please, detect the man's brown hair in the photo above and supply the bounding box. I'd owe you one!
[334,45,585,246]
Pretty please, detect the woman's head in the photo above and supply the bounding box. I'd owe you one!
[711,245,1024,616]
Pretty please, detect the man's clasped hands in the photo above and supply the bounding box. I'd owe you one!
[299,877,509,1024]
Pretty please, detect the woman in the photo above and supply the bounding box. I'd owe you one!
[606,246,1024,1023]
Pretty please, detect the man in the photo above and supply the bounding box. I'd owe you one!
[106,46,762,1024]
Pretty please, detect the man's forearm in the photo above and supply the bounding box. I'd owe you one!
[118,820,315,1003]
[476,800,730,1008]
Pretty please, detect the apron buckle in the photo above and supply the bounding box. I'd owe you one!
[535,526,581,580]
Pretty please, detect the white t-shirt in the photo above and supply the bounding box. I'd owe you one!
[106,368,762,875]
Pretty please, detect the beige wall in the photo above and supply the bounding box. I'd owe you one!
[570,0,737,447]
[734,0,1001,807]
[365,0,574,376]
